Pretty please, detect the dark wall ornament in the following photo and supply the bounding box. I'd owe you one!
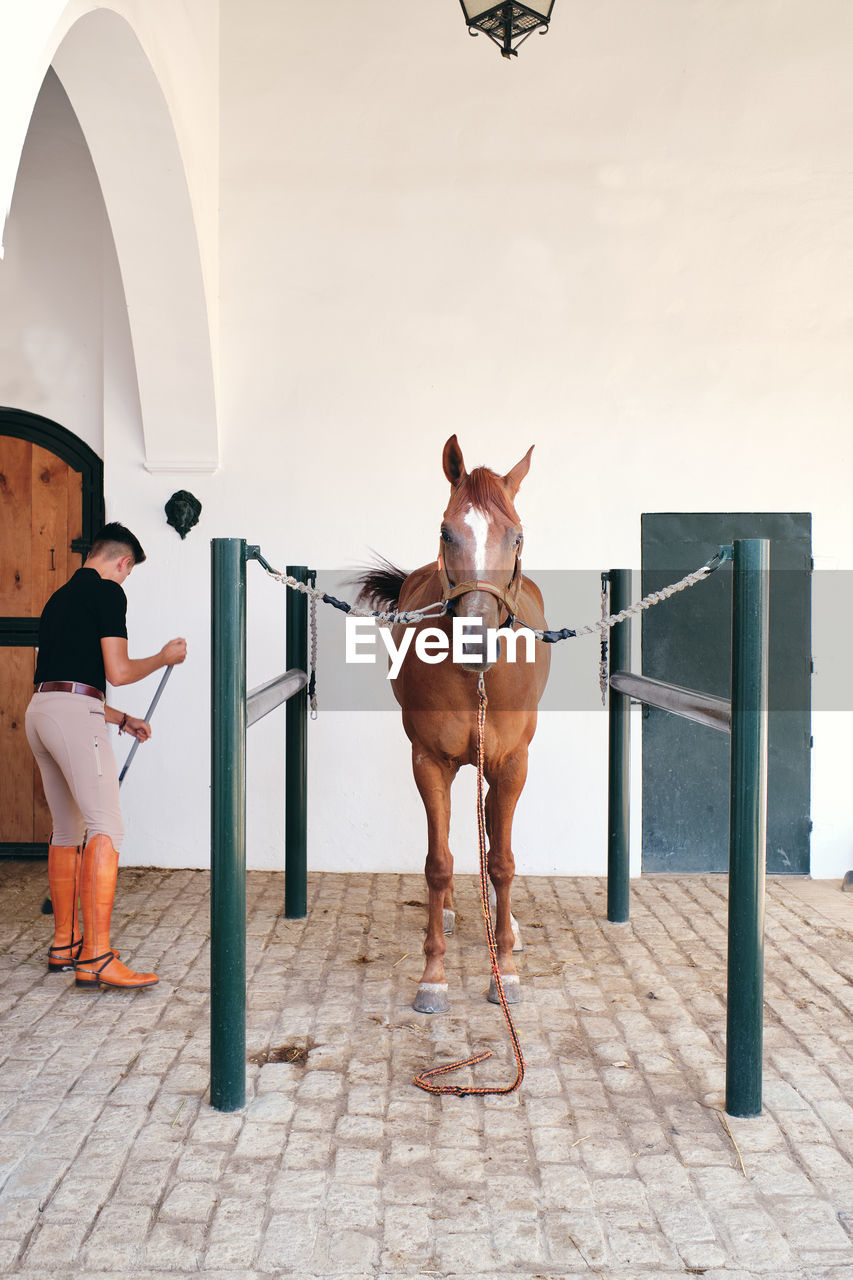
[165,489,202,539]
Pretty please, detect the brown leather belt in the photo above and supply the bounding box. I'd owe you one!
[35,681,105,702]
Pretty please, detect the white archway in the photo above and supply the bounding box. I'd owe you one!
[1,5,218,471]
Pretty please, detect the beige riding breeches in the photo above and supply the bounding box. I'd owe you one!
[25,691,124,849]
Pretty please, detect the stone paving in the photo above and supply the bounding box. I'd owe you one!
[1,862,853,1279]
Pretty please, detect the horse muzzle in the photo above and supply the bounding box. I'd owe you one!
[437,551,521,627]
[436,549,522,672]
[451,609,500,674]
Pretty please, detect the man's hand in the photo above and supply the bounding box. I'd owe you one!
[161,638,187,667]
[123,717,152,742]
[103,636,187,686]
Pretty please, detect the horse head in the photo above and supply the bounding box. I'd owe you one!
[438,434,533,674]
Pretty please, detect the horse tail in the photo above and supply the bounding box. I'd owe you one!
[351,557,409,611]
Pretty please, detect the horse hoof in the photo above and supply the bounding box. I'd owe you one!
[443,909,456,936]
[487,973,522,1006]
[413,983,450,1014]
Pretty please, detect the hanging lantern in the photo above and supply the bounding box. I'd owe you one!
[459,1,556,59]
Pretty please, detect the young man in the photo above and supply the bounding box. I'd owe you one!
[25,523,187,989]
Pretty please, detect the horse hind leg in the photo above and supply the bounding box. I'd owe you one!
[484,756,527,1006]
[488,882,522,952]
[486,874,523,1006]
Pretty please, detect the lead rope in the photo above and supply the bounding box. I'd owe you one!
[414,671,525,1097]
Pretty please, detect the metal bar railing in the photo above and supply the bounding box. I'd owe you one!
[605,538,769,1118]
[726,537,769,1118]
[210,538,311,1112]
[606,570,632,925]
[247,669,308,728]
[210,538,247,1113]
[285,565,309,919]
[609,671,731,734]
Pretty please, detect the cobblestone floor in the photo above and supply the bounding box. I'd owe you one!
[1,863,852,1279]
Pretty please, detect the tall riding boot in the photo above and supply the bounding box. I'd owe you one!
[75,834,158,989]
[47,845,82,972]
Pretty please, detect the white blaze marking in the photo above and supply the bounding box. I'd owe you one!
[463,505,491,574]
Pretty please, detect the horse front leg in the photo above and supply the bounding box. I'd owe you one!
[484,748,528,1005]
[411,748,457,1014]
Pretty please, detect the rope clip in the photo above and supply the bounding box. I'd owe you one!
[246,545,281,575]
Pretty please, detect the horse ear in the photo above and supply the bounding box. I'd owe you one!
[442,435,466,487]
[503,445,534,498]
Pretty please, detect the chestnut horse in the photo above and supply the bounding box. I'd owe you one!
[357,436,550,1013]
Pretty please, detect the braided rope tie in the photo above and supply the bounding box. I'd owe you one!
[532,554,725,643]
[308,587,319,720]
[261,565,449,627]
[257,551,725,641]
[414,671,525,1097]
[571,564,716,634]
[598,574,609,706]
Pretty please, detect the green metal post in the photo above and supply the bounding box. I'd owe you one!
[726,538,770,1118]
[607,570,632,923]
[285,565,309,918]
[210,538,247,1112]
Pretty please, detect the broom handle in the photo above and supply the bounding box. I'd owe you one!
[118,665,174,786]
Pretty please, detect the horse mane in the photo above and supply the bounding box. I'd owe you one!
[352,556,409,611]
[452,467,519,524]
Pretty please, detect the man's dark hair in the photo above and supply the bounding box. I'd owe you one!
[88,522,147,565]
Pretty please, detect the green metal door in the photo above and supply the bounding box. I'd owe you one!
[641,513,811,874]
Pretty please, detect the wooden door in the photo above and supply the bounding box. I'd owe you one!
[0,437,84,846]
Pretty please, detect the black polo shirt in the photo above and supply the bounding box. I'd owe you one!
[34,568,128,695]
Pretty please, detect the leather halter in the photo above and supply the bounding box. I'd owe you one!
[437,541,523,626]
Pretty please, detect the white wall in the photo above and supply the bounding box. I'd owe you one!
[0,70,104,455]
[3,1,853,879]
[0,0,219,315]
[208,0,853,880]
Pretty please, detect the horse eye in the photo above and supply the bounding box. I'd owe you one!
[440,528,452,544]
